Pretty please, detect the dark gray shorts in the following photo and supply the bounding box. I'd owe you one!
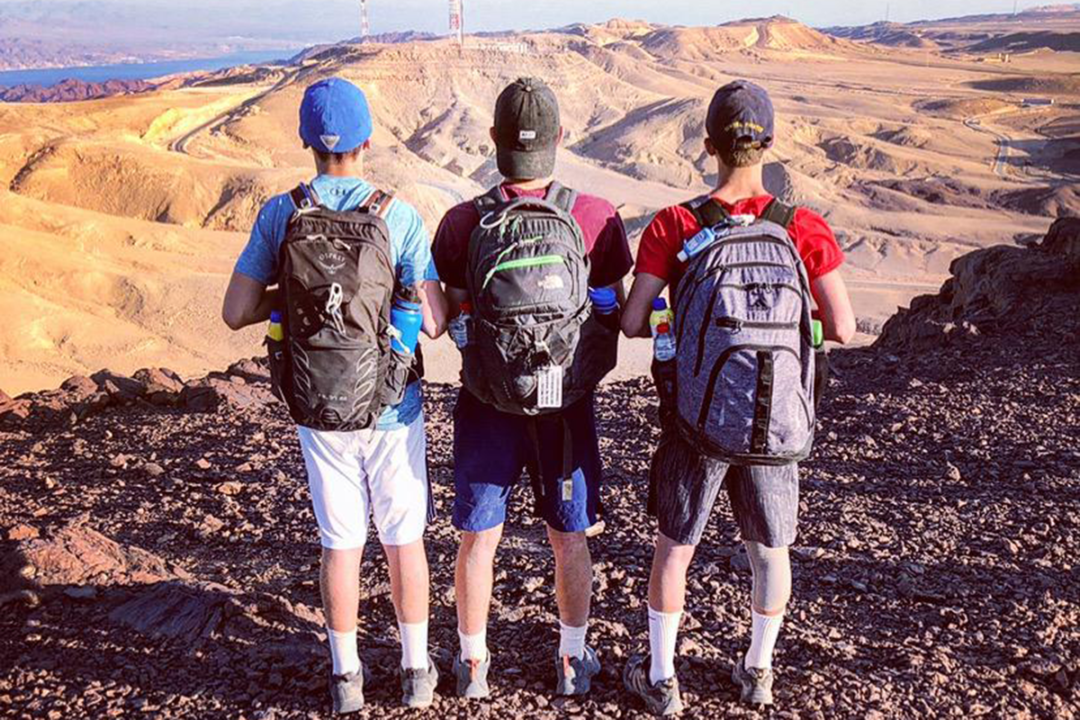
[649,432,799,548]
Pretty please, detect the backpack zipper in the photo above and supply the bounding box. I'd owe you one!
[482,254,565,290]
[716,318,800,331]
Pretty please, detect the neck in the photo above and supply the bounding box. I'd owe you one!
[315,159,363,178]
[712,164,767,204]
[502,177,550,191]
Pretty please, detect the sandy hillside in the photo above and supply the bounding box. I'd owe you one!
[1,15,1077,394]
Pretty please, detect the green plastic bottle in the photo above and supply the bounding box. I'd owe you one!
[812,319,824,348]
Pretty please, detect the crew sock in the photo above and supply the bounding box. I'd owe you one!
[458,627,488,662]
[399,620,429,671]
[647,606,682,685]
[558,621,588,660]
[328,627,362,676]
[745,608,785,671]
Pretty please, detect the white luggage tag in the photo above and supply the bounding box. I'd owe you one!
[536,365,564,409]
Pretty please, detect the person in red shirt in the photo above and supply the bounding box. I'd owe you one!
[433,78,633,701]
[620,80,856,714]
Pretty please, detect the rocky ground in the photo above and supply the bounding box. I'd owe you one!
[1,230,1079,719]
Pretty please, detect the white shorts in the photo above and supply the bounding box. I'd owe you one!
[297,412,430,550]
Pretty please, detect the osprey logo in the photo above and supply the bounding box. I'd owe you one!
[537,274,565,291]
[320,134,341,151]
[318,251,347,274]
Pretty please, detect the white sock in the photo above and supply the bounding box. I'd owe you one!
[647,606,682,685]
[328,627,361,676]
[458,627,487,662]
[399,620,429,670]
[745,609,785,670]
[559,621,588,660]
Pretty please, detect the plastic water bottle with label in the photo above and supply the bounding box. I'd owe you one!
[449,301,472,349]
[650,298,678,424]
[267,310,285,342]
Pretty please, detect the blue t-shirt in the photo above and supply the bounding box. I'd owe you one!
[235,175,438,431]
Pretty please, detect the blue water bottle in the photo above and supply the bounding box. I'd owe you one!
[390,288,423,355]
[588,287,621,332]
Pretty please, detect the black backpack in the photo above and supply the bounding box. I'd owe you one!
[266,184,415,431]
[461,183,617,416]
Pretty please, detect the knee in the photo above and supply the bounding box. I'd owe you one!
[547,527,589,560]
[460,528,501,560]
[655,532,696,572]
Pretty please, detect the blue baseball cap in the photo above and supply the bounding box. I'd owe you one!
[299,78,373,154]
[706,80,775,150]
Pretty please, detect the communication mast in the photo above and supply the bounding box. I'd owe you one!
[449,0,464,46]
[360,0,370,40]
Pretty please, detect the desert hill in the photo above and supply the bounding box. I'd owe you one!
[1,220,1078,718]
[1,15,1076,394]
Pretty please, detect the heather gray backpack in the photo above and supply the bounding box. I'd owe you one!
[673,197,816,465]
[266,184,414,431]
[462,183,617,416]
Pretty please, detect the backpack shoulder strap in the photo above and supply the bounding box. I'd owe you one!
[289,183,322,211]
[361,189,395,220]
[760,198,798,231]
[544,181,578,214]
[473,185,507,215]
[680,196,731,230]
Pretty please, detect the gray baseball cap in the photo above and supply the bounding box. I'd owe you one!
[493,77,560,179]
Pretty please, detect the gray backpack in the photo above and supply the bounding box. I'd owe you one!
[462,183,617,416]
[673,197,816,465]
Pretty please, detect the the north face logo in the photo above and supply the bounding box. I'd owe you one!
[320,134,341,151]
[538,274,565,291]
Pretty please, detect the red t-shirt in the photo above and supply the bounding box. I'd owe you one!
[635,195,845,292]
[433,183,633,290]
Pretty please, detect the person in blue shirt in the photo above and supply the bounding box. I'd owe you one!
[222,77,448,714]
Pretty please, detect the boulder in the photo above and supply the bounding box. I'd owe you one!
[1043,217,1080,264]
[180,377,273,413]
[133,367,185,405]
[91,369,146,402]
[60,375,99,400]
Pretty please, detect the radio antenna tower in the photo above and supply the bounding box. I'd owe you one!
[449,0,464,46]
[360,0,370,41]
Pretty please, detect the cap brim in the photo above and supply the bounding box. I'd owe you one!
[497,146,557,180]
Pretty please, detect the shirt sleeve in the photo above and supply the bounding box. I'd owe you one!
[634,206,694,283]
[234,199,287,285]
[390,202,438,287]
[791,208,845,282]
[432,205,472,290]
[588,211,634,288]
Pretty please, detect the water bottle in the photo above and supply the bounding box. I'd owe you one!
[650,300,678,425]
[390,287,423,355]
[812,319,825,348]
[677,226,717,263]
[449,301,472,350]
[588,287,621,332]
[267,310,285,342]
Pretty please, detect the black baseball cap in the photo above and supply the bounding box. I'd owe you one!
[706,80,775,151]
[493,77,561,179]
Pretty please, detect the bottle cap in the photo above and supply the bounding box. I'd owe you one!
[657,323,670,334]
[652,298,668,312]
[270,310,283,323]
[460,301,473,314]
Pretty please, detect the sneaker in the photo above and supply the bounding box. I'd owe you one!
[452,652,491,699]
[330,670,365,715]
[622,654,684,716]
[400,658,439,709]
[555,645,602,696]
[731,656,774,706]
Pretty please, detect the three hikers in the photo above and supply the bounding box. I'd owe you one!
[224,75,854,715]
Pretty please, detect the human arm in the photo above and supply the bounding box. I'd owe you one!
[222,273,280,331]
[811,269,856,344]
[419,279,448,339]
[621,272,667,338]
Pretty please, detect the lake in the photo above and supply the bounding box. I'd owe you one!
[0,50,291,88]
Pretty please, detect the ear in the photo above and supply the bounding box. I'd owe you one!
[704,137,717,157]
[361,139,372,151]
[489,127,497,143]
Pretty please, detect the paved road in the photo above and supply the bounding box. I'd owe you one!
[964,115,1014,178]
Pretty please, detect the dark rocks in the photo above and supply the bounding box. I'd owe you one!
[1042,216,1080,260]
[6,524,39,541]
[179,377,274,413]
[10,522,175,587]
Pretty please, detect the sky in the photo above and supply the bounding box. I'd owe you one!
[0,0,1066,43]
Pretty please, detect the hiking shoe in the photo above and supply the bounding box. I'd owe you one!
[622,654,684,716]
[731,656,774,706]
[330,670,365,715]
[452,652,491,699]
[555,645,602,696]
[400,657,439,709]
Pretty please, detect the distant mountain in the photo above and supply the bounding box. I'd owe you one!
[0,78,154,102]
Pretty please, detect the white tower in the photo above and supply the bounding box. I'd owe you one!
[361,0,370,40]
[449,0,464,46]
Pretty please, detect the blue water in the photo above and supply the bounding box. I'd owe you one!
[0,50,290,88]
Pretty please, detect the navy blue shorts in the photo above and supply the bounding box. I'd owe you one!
[452,389,603,534]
